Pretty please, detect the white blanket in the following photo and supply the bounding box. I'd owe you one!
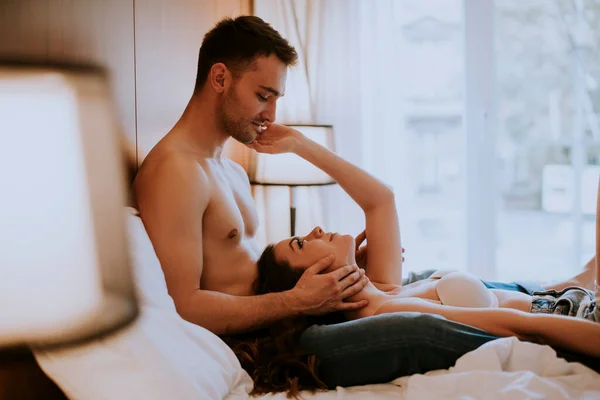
[393,337,600,400]
[237,338,600,400]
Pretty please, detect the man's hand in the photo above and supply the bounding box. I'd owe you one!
[354,230,405,270]
[285,254,369,315]
[247,123,304,155]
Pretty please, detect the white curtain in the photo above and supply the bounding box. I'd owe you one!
[244,0,405,245]
[314,0,407,236]
[241,0,327,246]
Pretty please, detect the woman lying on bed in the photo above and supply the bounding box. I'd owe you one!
[226,123,600,397]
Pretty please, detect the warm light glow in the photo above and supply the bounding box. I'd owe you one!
[249,125,335,185]
[0,64,137,348]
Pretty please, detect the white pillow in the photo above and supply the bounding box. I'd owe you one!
[34,208,252,400]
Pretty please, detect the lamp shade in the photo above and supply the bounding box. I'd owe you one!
[0,61,138,349]
[249,125,335,185]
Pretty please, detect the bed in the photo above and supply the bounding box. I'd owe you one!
[32,209,600,400]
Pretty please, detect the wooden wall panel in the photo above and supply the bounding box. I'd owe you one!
[134,0,251,161]
[0,350,66,400]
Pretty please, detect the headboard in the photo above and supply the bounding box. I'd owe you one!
[0,349,67,400]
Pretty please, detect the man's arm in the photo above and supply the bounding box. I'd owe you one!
[135,155,368,336]
[180,255,365,335]
[135,156,295,335]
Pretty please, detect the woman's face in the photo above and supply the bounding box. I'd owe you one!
[272,226,355,271]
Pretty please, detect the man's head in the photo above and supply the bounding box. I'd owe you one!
[195,16,298,144]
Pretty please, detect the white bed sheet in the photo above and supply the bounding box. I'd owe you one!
[36,210,600,400]
[227,380,405,400]
[226,337,600,400]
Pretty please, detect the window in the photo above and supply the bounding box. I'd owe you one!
[493,0,600,281]
[391,0,599,280]
[393,0,466,273]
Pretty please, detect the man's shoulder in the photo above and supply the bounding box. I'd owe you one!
[143,142,207,174]
[134,147,210,196]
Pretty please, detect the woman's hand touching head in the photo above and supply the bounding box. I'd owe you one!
[247,123,303,154]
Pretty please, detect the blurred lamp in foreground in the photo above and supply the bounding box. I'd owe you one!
[248,125,336,236]
[0,61,138,349]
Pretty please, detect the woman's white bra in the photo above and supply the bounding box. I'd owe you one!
[430,270,499,308]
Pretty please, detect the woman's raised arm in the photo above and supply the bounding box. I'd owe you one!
[249,123,403,285]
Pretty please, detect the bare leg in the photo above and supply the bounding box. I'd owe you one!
[593,178,600,299]
[545,177,600,293]
[543,256,596,292]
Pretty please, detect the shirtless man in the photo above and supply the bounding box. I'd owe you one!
[133,15,599,387]
[132,16,369,336]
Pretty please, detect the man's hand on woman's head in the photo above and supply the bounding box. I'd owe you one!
[283,254,370,315]
[246,123,304,155]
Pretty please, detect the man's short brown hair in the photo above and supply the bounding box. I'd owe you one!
[194,16,298,92]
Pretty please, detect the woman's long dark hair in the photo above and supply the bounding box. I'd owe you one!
[222,245,344,398]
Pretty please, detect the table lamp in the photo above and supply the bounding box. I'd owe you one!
[248,124,336,236]
[0,60,138,351]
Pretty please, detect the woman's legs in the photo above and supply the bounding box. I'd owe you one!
[299,312,600,388]
[543,256,596,292]
[299,313,498,388]
[540,176,600,293]
[590,177,600,322]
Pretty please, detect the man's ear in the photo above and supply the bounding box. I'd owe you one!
[208,62,230,93]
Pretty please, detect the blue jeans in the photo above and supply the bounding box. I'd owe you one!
[299,272,600,388]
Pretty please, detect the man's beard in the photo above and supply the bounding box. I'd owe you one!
[217,92,255,144]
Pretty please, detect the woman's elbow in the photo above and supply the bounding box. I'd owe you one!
[365,186,395,210]
[382,185,395,201]
[381,187,396,207]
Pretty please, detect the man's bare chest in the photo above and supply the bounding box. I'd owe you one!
[206,190,257,237]
[201,167,259,241]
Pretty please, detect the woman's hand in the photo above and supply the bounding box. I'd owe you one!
[247,123,304,155]
[354,229,404,270]
[355,230,368,269]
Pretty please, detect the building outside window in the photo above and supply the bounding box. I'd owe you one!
[393,0,600,281]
